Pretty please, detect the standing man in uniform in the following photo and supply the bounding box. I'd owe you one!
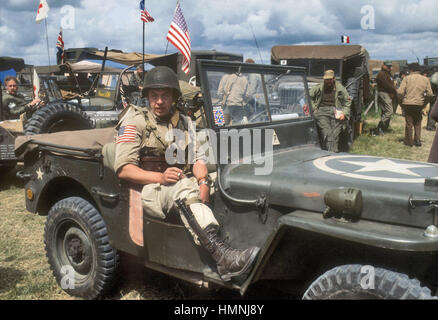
[372,61,398,136]
[114,66,259,281]
[398,63,434,147]
[309,69,352,153]
[2,76,41,120]
[217,70,249,125]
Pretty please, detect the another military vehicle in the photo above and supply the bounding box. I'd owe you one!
[271,45,370,151]
[16,60,438,300]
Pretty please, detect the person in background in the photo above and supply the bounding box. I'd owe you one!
[309,69,352,153]
[372,61,398,136]
[426,71,438,131]
[427,98,438,163]
[397,63,434,147]
[2,76,42,120]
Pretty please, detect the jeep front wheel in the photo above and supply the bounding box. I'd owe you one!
[302,264,435,300]
[44,197,119,299]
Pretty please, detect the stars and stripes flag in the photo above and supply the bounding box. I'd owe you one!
[36,0,50,24]
[117,125,137,144]
[341,35,350,43]
[56,28,65,64]
[139,0,155,22]
[166,2,191,74]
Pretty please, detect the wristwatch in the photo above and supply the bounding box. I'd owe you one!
[198,177,210,186]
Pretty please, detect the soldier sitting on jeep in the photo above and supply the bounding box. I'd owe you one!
[114,66,260,281]
[2,76,43,120]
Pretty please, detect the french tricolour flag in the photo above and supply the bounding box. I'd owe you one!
[341,35,350,43]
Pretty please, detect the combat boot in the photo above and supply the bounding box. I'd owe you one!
[176,200,260,282]
[203,226,260,282]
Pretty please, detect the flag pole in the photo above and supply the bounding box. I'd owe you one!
[142,20,145,70]
[165,0,179,55]
[44,19,51,72]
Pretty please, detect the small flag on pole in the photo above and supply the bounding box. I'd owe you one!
[166,2,191,74]
[36,0,50,24]
[139,0,155,22]
[56,28,65,64]
[33,68,40,99]
[341,35,350,43]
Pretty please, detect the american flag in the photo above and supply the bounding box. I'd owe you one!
[139,0,154,22]
[56,28,65,64]
[117,125,137,144]
[166,2,191,74]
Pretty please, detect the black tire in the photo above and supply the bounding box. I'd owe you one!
[24,103,94,135]
[303,264,436,300]
[45,197,119,299]
[339,77,361,152]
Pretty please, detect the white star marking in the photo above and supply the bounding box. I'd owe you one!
[313,155,438,183]
[36,168,44,180]
[339,159,429,177]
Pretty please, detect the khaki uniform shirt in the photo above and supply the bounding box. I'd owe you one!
[114,104,205,173]
[398,72,434,106]
[217,73,248,107]
[1,91,29,120]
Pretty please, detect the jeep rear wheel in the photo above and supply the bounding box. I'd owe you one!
[24,103,94,135]
[303,264,435,300]
[45,197,119,299]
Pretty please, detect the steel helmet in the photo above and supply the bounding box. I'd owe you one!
[142,66,181,98]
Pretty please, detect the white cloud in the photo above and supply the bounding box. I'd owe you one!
[1,0,438,66]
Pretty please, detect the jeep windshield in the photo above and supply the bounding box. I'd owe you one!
[198,60,311,128]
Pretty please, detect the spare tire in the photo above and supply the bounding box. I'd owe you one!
[24,103,94,135]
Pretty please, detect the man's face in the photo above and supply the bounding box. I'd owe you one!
[324,78,335,89]
[148,88,174,118]
[5,80,18,95]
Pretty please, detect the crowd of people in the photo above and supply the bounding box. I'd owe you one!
[371,61,438,161]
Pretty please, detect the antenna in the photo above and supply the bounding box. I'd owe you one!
[410,49,420,64]
[248,23,263,64]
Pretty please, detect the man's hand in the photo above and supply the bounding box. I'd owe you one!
[30,98,43,107]
[338,113,345,121]
[161,167,184,185]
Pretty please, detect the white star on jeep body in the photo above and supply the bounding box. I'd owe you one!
[36,168,44,180]
[339,159,431,177]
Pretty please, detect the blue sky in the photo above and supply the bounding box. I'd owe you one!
[1,0,438,66]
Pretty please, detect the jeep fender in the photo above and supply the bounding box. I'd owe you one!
[240,210,438,295]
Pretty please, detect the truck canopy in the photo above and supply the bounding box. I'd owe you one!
[271,45,367,63]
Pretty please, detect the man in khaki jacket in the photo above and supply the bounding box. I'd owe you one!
[114,66,259,281]
[398,63,434,147]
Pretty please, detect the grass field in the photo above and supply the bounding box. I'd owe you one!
[0,110,437,300]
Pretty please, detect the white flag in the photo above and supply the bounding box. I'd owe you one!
[36,0,50,24]
[33,68,40,99]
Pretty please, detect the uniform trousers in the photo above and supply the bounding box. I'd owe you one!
[403,105,424,146]
[378,91,394,130]
[141,176,219,245]
[314,106,344,153]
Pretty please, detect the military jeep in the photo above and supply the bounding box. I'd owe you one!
[16,60,438,300]
[271,45,370,152]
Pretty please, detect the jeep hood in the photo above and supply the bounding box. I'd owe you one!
[221,146,438,228]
